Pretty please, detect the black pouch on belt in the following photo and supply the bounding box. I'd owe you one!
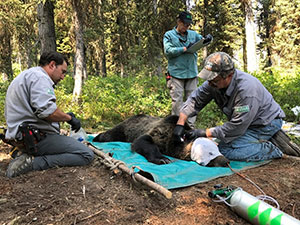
[18,123,40,154]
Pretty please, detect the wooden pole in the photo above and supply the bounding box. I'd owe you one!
[87,143,172,199]
[282,154,300,161]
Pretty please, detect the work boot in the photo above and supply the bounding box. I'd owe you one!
[6,153,34,178]
[9,147,23,159]
[270,129,300,157]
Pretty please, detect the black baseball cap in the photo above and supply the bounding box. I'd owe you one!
[177,11,193,24]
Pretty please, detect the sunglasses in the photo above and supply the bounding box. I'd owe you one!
[208,76,223,86]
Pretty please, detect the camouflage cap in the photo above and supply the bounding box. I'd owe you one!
[198,52,234,81]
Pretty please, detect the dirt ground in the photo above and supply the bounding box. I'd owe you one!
[0,142,299,225]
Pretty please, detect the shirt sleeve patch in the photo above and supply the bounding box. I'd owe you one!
[234,105,250,113]
[47,88,55,95]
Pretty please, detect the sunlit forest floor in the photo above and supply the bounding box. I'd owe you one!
[0,142,299,225]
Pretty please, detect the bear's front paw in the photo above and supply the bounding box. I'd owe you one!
[151,157,172,165]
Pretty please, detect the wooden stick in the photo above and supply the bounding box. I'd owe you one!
[78,209,104,223]
[282,154,300,161]
[87,144,172,199]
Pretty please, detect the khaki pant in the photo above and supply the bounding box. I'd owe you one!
[167,76,198,128]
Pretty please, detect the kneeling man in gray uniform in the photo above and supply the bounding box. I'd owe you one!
[173,52,287,161]
[4,51,94,178]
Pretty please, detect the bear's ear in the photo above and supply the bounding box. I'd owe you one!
[93,134,101,142]
[163,115,179,124]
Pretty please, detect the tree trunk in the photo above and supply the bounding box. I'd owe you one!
[244,0,258,72]
[101,53,107,77]
[97,0,107,77]
[0,22,13,81]
[241,1,247,71]
[116,0,126,77]
[202,0,209,59]
[262,1,272,68]
[242,34,247,71]
[72,0,87,100]
[37,0,56,54]
[186,0,195,11]
[153,0,162,76]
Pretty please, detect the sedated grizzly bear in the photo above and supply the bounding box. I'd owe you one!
[93,114,229,167]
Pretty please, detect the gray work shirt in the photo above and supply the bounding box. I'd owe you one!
[5,67,60,139]
[181,69,285,143]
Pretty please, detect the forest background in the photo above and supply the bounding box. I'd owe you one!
[0,0,300,132]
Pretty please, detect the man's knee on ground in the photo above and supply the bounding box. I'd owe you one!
[74,142,95,165]
[220,141,283,162]
[82,147,95,164]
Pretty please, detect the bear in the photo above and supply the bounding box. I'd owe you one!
[93,114,229,167]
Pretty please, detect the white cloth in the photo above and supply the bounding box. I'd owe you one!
[191,137,222,166]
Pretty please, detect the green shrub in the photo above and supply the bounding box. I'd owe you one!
[1,67,300,131]
[79,75,171,130]
[0,81,9,126]
[254,68,300,121]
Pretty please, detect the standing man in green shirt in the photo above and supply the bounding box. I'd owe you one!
[163,11,212,128]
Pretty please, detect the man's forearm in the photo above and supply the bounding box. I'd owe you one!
[177,112,213,138]
[206,128,213,138]
[45,108,71,122]
[177,112,188,125]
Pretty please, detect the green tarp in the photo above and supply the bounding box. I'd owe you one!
[88,135,269,190]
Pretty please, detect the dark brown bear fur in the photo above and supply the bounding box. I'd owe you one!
[93,114,229,167]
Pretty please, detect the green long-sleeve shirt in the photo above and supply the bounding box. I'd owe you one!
[163,27,203,79]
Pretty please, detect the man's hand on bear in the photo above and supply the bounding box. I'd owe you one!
[185,129,207,141]
[173,125,185,143]
[67,112,81,132]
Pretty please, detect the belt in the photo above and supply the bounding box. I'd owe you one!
[11,131,47,154]
[32,130,47,142]
[249,116,282,129]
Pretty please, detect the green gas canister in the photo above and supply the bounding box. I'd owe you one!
[209,186,300,225]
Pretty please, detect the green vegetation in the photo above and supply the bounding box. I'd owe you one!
[55,75,172,131]
[254,68,300,121]
[1,0,299,132]
[0,80,9,124]
[1,68,300,132]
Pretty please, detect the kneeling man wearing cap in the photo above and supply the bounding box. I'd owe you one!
[173,52,286,162]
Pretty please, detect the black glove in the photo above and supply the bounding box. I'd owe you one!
[185,129,207,141]
[173,125,185,143]
[203,34,213,45]
[67,112,81,132]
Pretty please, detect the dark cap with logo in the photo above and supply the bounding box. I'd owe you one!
[177,11,193,24]
[198,52,235,81]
